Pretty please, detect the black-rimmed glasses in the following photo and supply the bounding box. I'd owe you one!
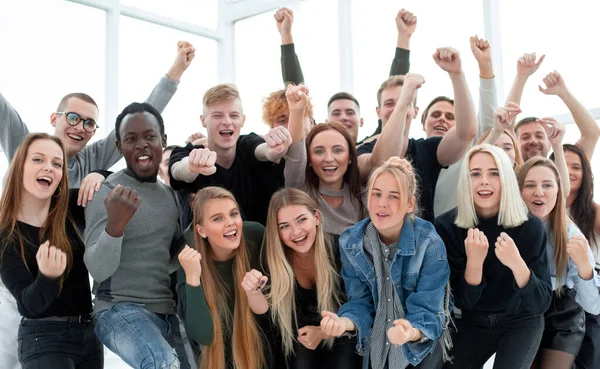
[56,112,98,133]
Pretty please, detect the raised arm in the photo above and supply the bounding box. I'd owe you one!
[0,91,30,161]
[357,74,423,181]
[469,35,498,137]
[539,71,600,159]
[434,48,478,166]
[178,245,214,345]
[389,9,416,76]
[83,185,140,282]
[276,8,304,85]
[542,118,570,197]
[255,126,292,163]
[505,52,545,130]
[485,103,522,145]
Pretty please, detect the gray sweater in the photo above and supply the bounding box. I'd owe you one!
[0,75,178,187]
[84,170,182,315]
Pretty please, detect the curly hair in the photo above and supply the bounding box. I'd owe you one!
[262,86,313,128]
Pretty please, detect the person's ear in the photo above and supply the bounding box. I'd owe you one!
[360,117,364,128]
[196,224,207,238]
[407,196,416,214]
[162,134,168,148]
[50,113,58,128]
[200,115,207,129]
[116,141,122,154]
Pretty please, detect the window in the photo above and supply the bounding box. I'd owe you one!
[119,16,218,148]
[499,0,600,117]
[234,0,340,135]
[352,0,484,140]
[120,0,218,29]
[0,0,105,191]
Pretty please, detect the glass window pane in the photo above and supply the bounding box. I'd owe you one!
[351,0,484,140]
[120,0,218,29]
[235,0,340,135]
[499,0,600,117]
[119,16,218,149]
[0,0,105,190]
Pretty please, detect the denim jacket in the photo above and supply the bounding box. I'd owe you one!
[337,217,450,367]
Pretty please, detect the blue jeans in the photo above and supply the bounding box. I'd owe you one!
[18,319,103,369]
[94,303,190,369]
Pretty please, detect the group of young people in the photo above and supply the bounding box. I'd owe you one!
[1,7,599,369]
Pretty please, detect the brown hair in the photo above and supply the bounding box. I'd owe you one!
[517,157,569,295]
[377,75,417,107]
[192,187,265,369]
[56,92,98,112]
[420,96,454,126]
[305,122,364,217]
[551,144,598,248]
[477,128,524,172]
[262,86,314,128]
[263,188,340,357]
[203,84,242,113]
[0,133,74,287]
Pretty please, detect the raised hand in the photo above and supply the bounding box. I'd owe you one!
[494,232,524,270]
[188,148,217,176]
[275,7,294,36]
[516,52,545,77]
[78,172,105,207]
[178,245,202,287]
[433,47,462,75]
[387,319,418,345]
[397,73,425,108]
[285,85,310,112]
[185,132,206,145]
[493,102,522,130]
[168,41,196,82]
[264,126,293,160]
[320,311,346,338]
[104,185,141,237]
[241,269,268,295]
[539,117,565,147]
[539,71,568,97]
[36,241,67,279]
[396,9,417,39]
[465,228,489,267]
[469,35,491,64]
[566,235,593,278]
[298,325,324,350]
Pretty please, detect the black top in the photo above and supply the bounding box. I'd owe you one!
[358,137,444,223]
[168,133,284,225]
[434,208,552,315]
[0,189,92,318]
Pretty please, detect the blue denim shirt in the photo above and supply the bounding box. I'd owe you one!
[337,217,450,367]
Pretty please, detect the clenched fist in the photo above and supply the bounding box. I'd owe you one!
[241,269,268,295]
[264,126,292,161]
[105,185,141,237]
[387,319,419,345]
[178,245,202,287]
[433,47,462,75]
[36,241,67,279]
[465,228,489,267]
[397,73,425,108]
[188,148,217,176]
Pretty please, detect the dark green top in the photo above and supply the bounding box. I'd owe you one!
[177,221,266,348]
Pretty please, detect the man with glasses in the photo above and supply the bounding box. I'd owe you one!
[0,41,196,187]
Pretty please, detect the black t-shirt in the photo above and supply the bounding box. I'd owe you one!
[357,137,444,222]
[169,133,284,225]
[0,190,92,318]
[434,209,552,315]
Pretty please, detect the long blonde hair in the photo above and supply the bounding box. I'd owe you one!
[456,144,529,229]
[517,157,569,295]
[0,134,74,288]
[193,187,265,369]
[263,188,341,357]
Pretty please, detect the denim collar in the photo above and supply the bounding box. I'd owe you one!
[340,217,416,256]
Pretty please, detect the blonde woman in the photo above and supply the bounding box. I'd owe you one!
[178,187,268,369]
[250,188,362,368]
[434,144,552,369]
[319,157,451,369]
[518,157,600,369]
